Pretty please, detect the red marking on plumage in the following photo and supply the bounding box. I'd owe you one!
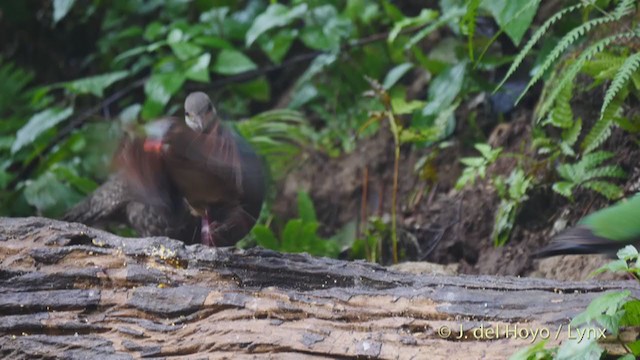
[143,140,163,154]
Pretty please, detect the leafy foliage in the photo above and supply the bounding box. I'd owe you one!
[252,191,341,258]
[553,151,626,200]
[514,245,640,359]
[455,143,503,190]
[2,0,639,260]
[492,169,533,246]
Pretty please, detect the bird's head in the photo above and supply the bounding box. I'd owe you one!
[184,92,216,132]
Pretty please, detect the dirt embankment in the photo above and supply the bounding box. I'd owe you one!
[273,88,640,282]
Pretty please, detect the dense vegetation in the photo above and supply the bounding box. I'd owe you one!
[1,0,639,357]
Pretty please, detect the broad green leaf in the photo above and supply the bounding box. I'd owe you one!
[143,22,165,41]
[53,0,76,24]
[300,6,352,51]
[142,72,185,119]
[391,97,425,115]
[590,259,628,276]
[289,83,318,109]
[628,339,640,356]
[555,338,603,360]
[421,62,466,117]
[170,42,204,61]
[192,36,234,50]
[621,300,640,327]
[260,29,297,64]
[297,191,317,223]
[481,0,541,46]
[246,3,307,46]
[185,53,211,83]
[118,104,142,125]
[383,63,413,89]
[618,245,639,261]
[63,71,129,97]
[113,46,148,63]
[166,28,184,43]
[508,340,550,360]
[51,166,98,194]
[280,219,304,252]
[212,49,257,75]
[388,9,438,43]
[23,171,83,217]
[571,290,630,327]
[12,107,73,154]
[252,225,279,250]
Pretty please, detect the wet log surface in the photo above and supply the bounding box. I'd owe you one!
[0,217,638,359]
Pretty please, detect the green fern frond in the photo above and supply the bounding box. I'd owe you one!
[600,52,640,120]
[560,117,582,156]
[563,117,582,147]
[577,151,614,171]
[519,0,635,105]
[582,118,613,154]
[537,31,637,122]
[583,165,627,181]
[405,7,466,50]
[582,87,627,153]
[552,181,575,197]
[582,52,626,77]
[556,163,577,182]
[581,180,623,200]
[494,3,585,93]
[464,0,481,60]
[612,0,637,18]
[0,59,34,115]
[548,81,574,128]
[520,15,623,105]
[235,109,314,177]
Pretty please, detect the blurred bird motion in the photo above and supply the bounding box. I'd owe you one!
[536,194,640,258]
[64,92,266,246]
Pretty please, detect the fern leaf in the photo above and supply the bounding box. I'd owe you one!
[582,118,613,154]
[583,86,627,153]
[556,163,578,182]
[578,151,614,170]
[549,81,574,128]
[405,7,466,50]
[581,180,623,200]
[582,165,627,181]
[582,52,625,77]
[612,0,636,19]
[464,0,481,60]
[537,31,637,121]
[494,3,585,93]
[516,14,619,104]
[552,181,575,198]
[562,117,582,147]
[600,52,640,120]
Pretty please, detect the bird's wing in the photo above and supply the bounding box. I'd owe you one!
[113,126,178,211]
[164,121,245,194]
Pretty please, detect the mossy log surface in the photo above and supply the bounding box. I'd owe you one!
[0,217,638,359]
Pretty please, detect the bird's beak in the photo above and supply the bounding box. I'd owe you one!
[185,115,204,132]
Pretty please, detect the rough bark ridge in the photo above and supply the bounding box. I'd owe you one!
[0,217,638,359]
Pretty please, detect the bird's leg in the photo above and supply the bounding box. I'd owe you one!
[201,209,216,247]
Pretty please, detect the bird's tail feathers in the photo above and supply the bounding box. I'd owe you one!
[535,225,632,258]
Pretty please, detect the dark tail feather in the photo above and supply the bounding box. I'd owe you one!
[535,225,632,258]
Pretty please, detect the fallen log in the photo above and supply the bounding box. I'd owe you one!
[0,217,637,359]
